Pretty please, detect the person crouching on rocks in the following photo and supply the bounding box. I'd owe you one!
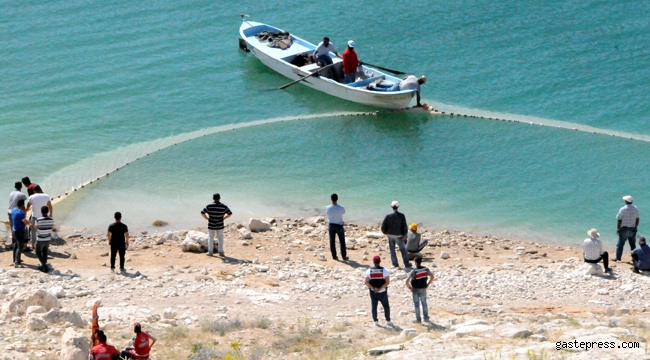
[89,330,120,360]
[121,322,156,359]
[364,255,393,327]
[405,254,434,324]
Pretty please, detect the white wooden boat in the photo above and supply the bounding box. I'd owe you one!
[239,18,415,109]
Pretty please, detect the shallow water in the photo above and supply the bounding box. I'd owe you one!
[1,0,649,246]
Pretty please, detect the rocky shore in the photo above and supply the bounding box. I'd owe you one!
[1,217,649,359]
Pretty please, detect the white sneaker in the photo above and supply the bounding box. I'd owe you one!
[386,321,394,327]
[374,321,379,327]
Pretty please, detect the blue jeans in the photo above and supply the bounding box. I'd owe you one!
[344,72,356,84]
[369,290,390,322]
[316,54,332,66]
[328,224,346,259]
[388,235,410,267]
[616,227,637,260]
[411,288,429,322]
[371,82,400,92]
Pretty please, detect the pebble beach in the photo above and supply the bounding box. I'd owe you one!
[1,217,649,359]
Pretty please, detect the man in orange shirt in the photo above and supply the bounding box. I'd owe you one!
[342,40,359,84]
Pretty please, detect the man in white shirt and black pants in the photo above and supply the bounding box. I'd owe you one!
[364,255,393,327]
[584,228,611,273]
[616,195,639,261]
[326,193,347,261]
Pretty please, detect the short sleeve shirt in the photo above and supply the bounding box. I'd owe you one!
[28,193,50,218]
[315,42,337,56]
[11,208,26,232]
[108,222,128,245]
[617,205,639,228]
[399,75,420,93]
[90,343,120,359]
[364,267,390,292]
[8,190,26,215]
[36,216,54,241]
[201,202,232,230]
[326,204,345,225]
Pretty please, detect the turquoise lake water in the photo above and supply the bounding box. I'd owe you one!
[1,0,649,245]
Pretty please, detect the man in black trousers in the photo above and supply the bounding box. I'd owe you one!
[107,212,129,273]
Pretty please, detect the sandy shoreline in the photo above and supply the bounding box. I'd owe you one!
[1,217,649,359]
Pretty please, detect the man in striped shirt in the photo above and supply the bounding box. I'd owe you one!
[201,193,232,257]
[616,195,639,261]
[34,206,54,273]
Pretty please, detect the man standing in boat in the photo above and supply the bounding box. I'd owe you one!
[342,40,359,84]
[313,37,340,67]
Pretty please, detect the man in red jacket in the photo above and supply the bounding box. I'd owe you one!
[89,330,120,360]
[342,40,359,84]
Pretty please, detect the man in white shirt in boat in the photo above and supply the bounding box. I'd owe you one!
[313,37,340,67]
[367,75,427,107]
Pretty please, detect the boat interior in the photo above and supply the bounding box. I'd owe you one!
[243,23,391,88]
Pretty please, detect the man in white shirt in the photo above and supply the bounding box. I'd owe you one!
[312,37,340,67]
[364,255,393,327]
[26,185,52,250]
[583,228,611,273]
[326,193,347,261]
[616,195,639,261]
[7,182,26,234]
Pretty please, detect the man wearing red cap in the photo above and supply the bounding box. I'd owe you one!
[364,255,393,327]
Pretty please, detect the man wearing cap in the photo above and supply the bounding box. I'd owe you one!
[406,223,428,254]
[201,193,232,257]
[313,37,340,67]
[342,40,359,84]
[364,255,393,327]
[616,195,639,261]
[326,193,347,261]
[631,236,650,274]
[583,228,611,273]
[381,201,411,268]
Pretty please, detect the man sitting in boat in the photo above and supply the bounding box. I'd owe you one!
[366,75,427,107]
[313,37,340,67]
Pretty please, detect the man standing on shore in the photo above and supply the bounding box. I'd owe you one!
[326,193,347,261]
[107,212,129,273]
[11,199,29,268]
[26,185,52,251]
[405,254,434,323]
[21,177,37,197]
[364,255,392,327]
[381,201,411,268]
[201,193,232,257]
[616,195,639,261]
[34,206,54,273]
[7,182,26,237]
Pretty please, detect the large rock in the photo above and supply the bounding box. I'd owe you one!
[60,328,89,360]
[574,263,603,276]
[238,228,252,239]
[366,232,384,239]
[7,289,61,315]
[27,315,47,330]
[248,219,271,232]
[43,309,86,328]
[157,231,178,244]
[48,286,66,299]
[180,230,209,252]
